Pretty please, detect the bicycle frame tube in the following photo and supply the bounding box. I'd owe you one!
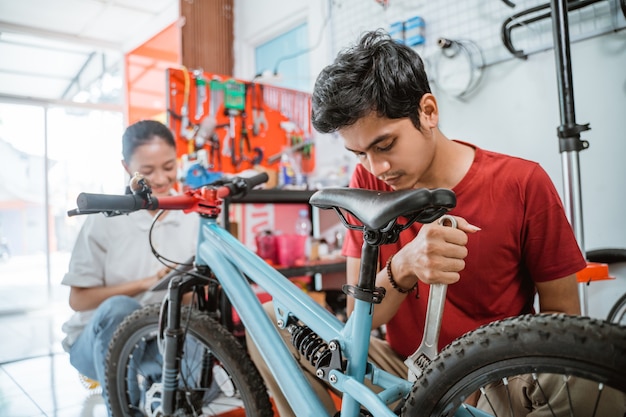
[196,217,408,417]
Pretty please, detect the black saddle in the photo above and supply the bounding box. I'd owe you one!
[309,187,456,231]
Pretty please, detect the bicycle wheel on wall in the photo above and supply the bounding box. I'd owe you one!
[403,314,626,417]
[608,293,626,325]
[587,248,626,326]
[106,304,273,417]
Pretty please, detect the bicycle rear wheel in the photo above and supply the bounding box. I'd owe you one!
[403,314,626,417]
[106,304,273,417]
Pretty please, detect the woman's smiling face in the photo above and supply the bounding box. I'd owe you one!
[123,137,177,197]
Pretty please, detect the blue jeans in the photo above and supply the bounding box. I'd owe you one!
[69,295,142,414]
[70,296,207,415]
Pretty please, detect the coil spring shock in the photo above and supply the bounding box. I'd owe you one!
[288,324,333,368]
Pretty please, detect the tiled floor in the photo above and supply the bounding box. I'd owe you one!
[0,289,108,417]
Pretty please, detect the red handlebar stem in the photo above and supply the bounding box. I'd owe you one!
[157,186,225,217]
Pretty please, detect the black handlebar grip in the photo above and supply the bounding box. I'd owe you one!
[76,192,150,213]
[218,172,270,198]
[246,172,270,190]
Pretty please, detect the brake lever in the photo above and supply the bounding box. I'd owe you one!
[67,208,125,217]
[404,214,457,382]
[102,210,127,217]
[129,172,155,208]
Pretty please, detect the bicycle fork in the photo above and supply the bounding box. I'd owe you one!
[161,276,185,415]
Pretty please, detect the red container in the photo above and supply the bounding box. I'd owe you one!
[275,234,307,267]
[255,231,278,264]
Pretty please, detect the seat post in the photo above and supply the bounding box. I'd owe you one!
[358,242,380,291]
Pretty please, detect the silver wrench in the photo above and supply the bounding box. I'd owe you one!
[404,214,457,381]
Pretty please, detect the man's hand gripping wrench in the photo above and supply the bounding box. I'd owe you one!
[404,214,457,382]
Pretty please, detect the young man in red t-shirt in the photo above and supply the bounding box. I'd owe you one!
[343,148,583,356]
[248,30,624,415]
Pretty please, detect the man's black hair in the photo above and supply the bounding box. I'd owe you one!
[312,29,431,134]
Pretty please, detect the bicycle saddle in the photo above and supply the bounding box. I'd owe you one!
[309,187,456,230]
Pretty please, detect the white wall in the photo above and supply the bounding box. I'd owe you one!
[233,0,626,319]
[441,32,626,319]
[437,32,626,252]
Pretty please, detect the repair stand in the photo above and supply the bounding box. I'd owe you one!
[550,0,591,314]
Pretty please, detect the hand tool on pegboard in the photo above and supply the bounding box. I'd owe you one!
[208,77,224,119]
[203,77,225,171]
[194,116,216,156]
[193,69,207,120]
[208,132,222,170]
[267,121,314,164]
[251,82,268,137]
[180,116,214,189]
[222,79,247,169]
[266,139,314,165]
[205,122,230,172]
[239,109,264,167]
[235,109,252,169]
[179,66,196,144]
[222,111,236,167]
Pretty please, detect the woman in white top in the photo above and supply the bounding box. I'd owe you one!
[61,120,199,410]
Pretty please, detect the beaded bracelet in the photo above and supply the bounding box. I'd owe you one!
[386,254,418,296]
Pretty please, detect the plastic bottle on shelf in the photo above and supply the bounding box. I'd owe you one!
[295,209,312,236]
[278,148,301,188]
[294,209,312,263]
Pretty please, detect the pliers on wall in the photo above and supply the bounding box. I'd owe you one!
[237,112,252,168]
[208,132,222,170]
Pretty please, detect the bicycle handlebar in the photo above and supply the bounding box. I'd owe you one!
[76,193,157,212]
[67,172,269,217]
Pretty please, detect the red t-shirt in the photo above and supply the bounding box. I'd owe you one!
[342,142,586,357]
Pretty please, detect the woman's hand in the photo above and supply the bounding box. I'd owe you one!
[142,266,173,291]
[69,266,174,312]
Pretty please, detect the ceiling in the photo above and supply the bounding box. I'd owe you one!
[0,0,178,105]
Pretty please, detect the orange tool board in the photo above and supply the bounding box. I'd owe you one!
[165,67,316,186]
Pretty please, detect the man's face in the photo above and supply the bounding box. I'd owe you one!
[339,112,435,190]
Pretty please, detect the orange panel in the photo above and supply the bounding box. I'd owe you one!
[125,22,181,125]
[576,262,614,283]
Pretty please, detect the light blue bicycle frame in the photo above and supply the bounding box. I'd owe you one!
[195,215,481,417]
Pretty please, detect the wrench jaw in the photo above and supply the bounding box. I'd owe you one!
[252,109,268,137]
[404,351,432,382]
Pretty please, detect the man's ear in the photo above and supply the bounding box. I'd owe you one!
[419,93,439,129]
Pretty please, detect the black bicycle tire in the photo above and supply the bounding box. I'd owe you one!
[106,303,273,417]
[403,314,626,416]
[608,292,626,324]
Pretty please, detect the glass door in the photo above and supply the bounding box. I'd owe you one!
[0,100,123,361]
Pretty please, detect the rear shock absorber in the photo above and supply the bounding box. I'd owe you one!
[288,324,331,368]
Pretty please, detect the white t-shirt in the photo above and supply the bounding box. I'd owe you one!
[61,208,199,351]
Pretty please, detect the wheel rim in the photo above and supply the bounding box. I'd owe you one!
[111,324,250,416]
[414,356,625,416]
